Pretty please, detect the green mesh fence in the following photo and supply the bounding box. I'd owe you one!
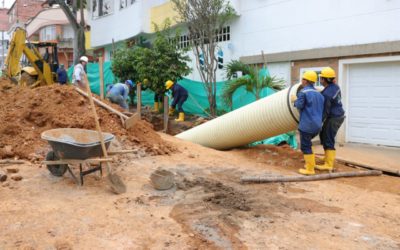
[67,62,297,149]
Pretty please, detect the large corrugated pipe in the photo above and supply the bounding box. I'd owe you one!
[175,83,301,150]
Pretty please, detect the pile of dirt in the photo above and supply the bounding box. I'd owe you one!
[0,79,176,160]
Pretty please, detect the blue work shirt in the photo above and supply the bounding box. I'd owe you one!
[107,83,129,100]
[321,83,345,119]
[57,68,68,84]
[171,83,188,106]
[294,85,324,134]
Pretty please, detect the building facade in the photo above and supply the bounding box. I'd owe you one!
[7,0,44,35]
[89,0,400,147]
[25,7,88,68]
[0,8,10,68]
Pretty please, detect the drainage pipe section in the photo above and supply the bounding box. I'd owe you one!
[175,83,301,150]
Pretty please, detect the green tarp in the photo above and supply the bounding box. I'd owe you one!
[67,62,297,149]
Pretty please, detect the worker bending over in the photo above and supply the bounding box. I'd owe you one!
[316,67,345,171]
[106,80,134,111]
[72,56,89,89]
[291,71,324,175]
[166,80,188,122]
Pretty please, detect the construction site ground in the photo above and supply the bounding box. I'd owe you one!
[1,80,400,249]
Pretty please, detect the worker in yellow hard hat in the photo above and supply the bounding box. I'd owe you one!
[165,80,188,122]
[315,67,345,171]
[290,71,324,175]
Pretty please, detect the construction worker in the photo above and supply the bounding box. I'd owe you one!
[316,67,345,171]
[56,64,68,85]
[166,80,188,122]
[72,56,89,89]
[106,80,134,111]
[291,71,324,175]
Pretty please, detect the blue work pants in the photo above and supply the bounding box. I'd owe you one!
[319,116,345,150]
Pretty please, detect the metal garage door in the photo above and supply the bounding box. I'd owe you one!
[347,61,400,147]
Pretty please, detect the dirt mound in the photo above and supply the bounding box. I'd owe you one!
[0,78,176,160]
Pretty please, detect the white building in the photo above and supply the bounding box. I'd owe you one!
[89,0,400,147]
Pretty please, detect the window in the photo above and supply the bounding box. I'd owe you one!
[216,26,230,42]
[62,25,74,39]
[39,25,56,41]
[177,35,190,49]
[299,67,326,87]
[92,0,114,18]
[120,0,136,9]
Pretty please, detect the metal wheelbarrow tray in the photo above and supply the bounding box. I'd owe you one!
[41,128,115,184]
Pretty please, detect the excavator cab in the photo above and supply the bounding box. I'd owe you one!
[4,27,58,87]
[20,41,59,86]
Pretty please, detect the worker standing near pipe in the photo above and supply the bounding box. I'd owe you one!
[291,71,324,175]
[316,67,345,171]
[166,80,188,122]
[106,80,134,111]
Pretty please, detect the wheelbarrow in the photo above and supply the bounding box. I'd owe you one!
[41,128,115,185]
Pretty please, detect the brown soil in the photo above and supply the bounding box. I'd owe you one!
[0,78,176,160]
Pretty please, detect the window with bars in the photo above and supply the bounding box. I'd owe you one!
[175,26,231,49]
[92,0,114,18]
[120,0,136,9]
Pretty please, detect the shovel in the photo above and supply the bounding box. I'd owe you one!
[83,75,127,194]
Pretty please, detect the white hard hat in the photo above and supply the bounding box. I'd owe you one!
[80,56,89,63]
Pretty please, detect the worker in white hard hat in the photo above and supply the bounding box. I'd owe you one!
[72,56,89,89]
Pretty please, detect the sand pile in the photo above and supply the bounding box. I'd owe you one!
[0,78,176,160]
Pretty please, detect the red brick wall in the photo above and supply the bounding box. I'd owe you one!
[9,0,44,28]
[0,8,9,31]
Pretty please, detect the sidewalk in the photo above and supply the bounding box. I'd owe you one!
[313,143,400,174]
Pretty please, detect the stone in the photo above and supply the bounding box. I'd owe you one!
[6,168,19,174]
[11,175,23,181]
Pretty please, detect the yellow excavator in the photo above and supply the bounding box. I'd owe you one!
[3,27,59,87]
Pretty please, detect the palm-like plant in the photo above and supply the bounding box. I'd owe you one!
[223,60,286,109]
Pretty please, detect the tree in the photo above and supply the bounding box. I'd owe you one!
[171,0,235,117]
[112,24,191,95]
[223,60,286,109]
[49,0,86,64]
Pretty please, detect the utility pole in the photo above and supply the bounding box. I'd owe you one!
[1,0,4,69]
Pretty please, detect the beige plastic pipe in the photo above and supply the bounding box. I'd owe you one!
[175,83,301,150]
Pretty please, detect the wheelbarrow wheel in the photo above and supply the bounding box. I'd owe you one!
[46,151,68,177]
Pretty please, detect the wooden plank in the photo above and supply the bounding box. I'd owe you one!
[163,95,169,133]
[0,159,25,164]
[42,157,114,165]
[75,87,129,120]
[241,170,382,183]
[136,83,141,120]
[108,149,137,155]
[99,57,104,99]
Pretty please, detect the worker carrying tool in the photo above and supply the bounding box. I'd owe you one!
[165,80,188,122]
[72,56,89,89]
[316,67,345,171]
[106,80,134,111]
[291,71,324,175]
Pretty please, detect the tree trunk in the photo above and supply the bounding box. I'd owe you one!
[56,0,86,65]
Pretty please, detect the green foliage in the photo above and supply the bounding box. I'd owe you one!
[223,60,286,108]
[111,24,191,94]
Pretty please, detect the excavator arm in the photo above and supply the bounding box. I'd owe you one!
[4,27,54,86]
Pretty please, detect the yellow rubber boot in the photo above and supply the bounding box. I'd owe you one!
[175,112,185,122]
[152,102,159,112]
[299,154,316,175]
[315,150,335,171]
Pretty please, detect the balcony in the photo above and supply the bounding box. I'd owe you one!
[58,38,73,49]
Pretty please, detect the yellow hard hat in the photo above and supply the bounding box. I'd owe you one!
[302,70,318,83]
[165,80,174,90]
[320,67,336,78]
[143,78,149,85]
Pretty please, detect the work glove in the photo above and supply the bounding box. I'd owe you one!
[290,94,297,103]
[169,107,175,116]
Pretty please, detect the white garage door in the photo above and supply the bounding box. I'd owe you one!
[347,61,400,147]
